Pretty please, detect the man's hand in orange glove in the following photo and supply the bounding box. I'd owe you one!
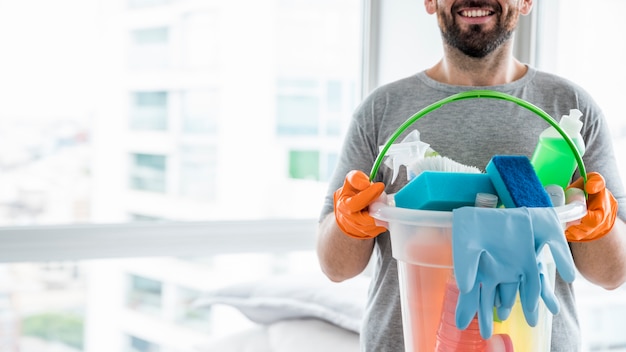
[566,172,618,242]
[334,170,387,239]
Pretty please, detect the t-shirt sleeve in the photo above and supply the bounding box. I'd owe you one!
[319,94,384,221]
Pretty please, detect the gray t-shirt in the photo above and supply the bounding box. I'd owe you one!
[320,67,626,352]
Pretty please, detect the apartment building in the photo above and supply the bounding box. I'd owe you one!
[83,0,361,351]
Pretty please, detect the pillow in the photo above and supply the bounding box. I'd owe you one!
[193,272,369,333]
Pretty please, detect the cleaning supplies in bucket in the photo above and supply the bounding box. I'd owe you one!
[368,90,589,352]
[391,154,578,343]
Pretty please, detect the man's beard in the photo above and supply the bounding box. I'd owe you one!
[439,6,517,58]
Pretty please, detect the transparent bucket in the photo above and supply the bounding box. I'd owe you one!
[367,90,588,352]
[370,197,587,352]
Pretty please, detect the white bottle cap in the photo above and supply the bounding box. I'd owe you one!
[560,109,583,136]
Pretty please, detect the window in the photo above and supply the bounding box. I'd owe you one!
[130,153,167,193]
[175,286,212,331]
[326,81,343,113]
[181,89,219,134]
[276,92,320,135]
[128,27,170,69]
[275,78,354,136]
[288,150,338,182]
[127,274,162,314]
[289,150,320,180]
[130,92,168,131]
[179,145,217,200]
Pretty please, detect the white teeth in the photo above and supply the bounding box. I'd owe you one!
[461,9,490,17]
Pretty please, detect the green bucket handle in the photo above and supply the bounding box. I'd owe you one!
[369,90,587,187]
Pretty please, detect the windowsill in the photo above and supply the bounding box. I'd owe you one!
[0,218,318,263]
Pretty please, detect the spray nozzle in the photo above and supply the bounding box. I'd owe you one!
[379,129,430,184]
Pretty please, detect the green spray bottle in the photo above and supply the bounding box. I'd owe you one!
[530,109,585,189]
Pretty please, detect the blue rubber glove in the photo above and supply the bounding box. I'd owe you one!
[452,207,541,339]
[493,282,517,322]
[495,207,575,326]
[514,207,576,324]
[537,261,559,316]
[494,260,560,328]
[528,207,576,282]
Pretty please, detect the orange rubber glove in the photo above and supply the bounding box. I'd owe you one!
[334,170,387,239]
[565,172,618,242]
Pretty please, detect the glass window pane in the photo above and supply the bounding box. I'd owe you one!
[289,150,319,180]
[127,274,162,313]
[132,28,168,45]
[181,90,219,134]
[130,153,166,193]
[128,27,170,69]
[276,95,320,135]
[326,81,342,113]
[179,145,217,200]
[130,92,168,131]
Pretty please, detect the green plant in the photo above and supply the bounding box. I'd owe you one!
[21,311,84,349]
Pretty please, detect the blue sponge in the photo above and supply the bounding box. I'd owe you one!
[486,155,553,208]
[394,171,497,211]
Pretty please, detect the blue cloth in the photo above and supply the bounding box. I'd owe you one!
[451,206,575,339]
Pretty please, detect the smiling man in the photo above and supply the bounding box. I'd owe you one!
[317,0,626,351]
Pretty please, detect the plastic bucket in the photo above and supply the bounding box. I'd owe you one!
[366,90,588,351]
[370,197,587,352]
